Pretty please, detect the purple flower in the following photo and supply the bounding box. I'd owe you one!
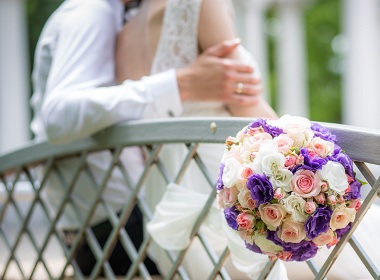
[293,148,327,172]
[266,230,318,261]
[246,174,274,206]
[305,206,332,239]
[224,206,240,230]
[248,119,284,137]
[284,240,318,261]
[336,223,351,239]
[311,123,337,143]
[344,180,362,200]
[216,163,225,191]
[245,241,262,254]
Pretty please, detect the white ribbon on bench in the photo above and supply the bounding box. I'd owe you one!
[147,183,288,279]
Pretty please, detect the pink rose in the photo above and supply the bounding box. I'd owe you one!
[277,218,306,243]
[291,169,322,198]
[236,212,256,231]
[218,186,239,208]
[313,229,334,246]
[259,203,288,230]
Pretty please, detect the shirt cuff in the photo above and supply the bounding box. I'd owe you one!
[142,69,183,118]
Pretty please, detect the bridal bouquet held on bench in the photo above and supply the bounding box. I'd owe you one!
[217,115,364,262]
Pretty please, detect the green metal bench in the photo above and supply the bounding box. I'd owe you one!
[1,117,380,280]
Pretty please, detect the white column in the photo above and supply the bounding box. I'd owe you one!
[275,0,308,117]
[235,0,272,101]
[342,0,380,129]
[0,0,30,154]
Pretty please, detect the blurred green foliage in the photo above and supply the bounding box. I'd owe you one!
[26,0,341,123]
[267,0,341,124]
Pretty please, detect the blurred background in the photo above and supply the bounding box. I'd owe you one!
[0,0,380,155]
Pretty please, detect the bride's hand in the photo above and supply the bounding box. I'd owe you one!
[176,39,262,107]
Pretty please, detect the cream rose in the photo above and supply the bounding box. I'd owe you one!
[259,203,288,230]
[273,134,294,154]
[317,161,349,194]
[243,132,272,153]
[255,234,283,254]
[291,169,322,198]
[307,137,335,158]
[238,187,256,209]
[282,193,308,222]
[330,205,356,231]
[278,218,307,243]
[313,229,335,246]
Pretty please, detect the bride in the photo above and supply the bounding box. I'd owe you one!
[115,0,281,279]
[116,0,380,279]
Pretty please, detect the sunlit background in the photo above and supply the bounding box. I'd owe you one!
[1,0,379,155]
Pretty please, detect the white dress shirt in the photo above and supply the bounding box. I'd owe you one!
[29,0,183,228]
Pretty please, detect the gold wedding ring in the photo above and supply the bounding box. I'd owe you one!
[235,82,244,94]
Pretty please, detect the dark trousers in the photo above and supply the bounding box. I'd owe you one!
[72,206,159,276]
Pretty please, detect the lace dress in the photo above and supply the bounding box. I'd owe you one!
[145,0,287,279]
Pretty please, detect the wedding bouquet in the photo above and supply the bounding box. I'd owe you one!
[216,115,364,262]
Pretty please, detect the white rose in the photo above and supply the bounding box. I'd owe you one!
[261,153,286,176]
[252,140,279,173]
[270,169,293,191]
[276,115,313,147]
[307,137,335,158]
[317,161,348,194]
[222,157,244,188]
[282,193,308,222]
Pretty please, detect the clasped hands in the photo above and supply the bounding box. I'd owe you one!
[176,38,262,107]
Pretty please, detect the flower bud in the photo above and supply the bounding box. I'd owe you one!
[327,195,337,205]
[321,182,328,192]
[314,193,326,205]
[304,201,317,214]
[274,188,285,200]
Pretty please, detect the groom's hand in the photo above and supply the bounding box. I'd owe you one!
[176,39,262,106]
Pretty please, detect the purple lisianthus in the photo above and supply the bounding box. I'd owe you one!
[329,152,354,177]
[224,206,240,230]
[246,174,274,206]
[305,206,332,240]
[311,123,337,143]
[245,241,262,254]
[292,148,327,172]
[266,230,318,261]
[344,180,362,200]
[283,240,318,261]
[248,118,284,137]
[336,223,351,239]
[216,163,225,191]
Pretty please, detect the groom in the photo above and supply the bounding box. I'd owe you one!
[30,0,263,276]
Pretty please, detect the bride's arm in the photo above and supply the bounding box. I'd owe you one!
[198,0,277,118]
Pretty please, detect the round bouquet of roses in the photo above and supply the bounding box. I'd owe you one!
[216,115,364,262]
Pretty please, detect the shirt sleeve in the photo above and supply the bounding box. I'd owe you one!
[41,1,183,145]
